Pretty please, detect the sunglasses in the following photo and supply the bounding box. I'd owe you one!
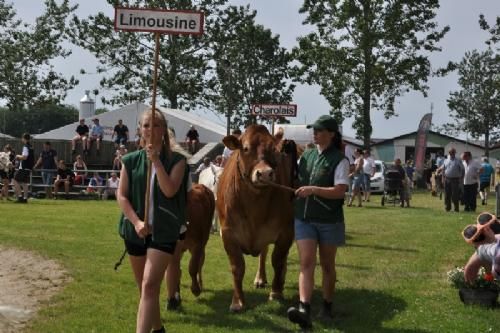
[462,212,498,244]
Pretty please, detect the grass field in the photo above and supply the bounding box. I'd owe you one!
[1,192,499,332]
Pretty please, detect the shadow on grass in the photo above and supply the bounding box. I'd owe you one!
[346,243,418,253]
[329,288,429,333]
[173,287,429,333]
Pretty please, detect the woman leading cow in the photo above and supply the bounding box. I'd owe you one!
[117,108,189,333]
[287,115,349,330]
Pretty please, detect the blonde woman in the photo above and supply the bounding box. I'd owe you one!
[117,109,189,333]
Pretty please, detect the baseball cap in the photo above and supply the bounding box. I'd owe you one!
[306,115,338,132]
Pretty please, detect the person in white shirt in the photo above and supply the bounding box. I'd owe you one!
[461,151,482,212]
[103,172,120,200]
[362,150,376,202]
[195,157,211,174]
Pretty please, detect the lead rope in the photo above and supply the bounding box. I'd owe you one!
[114,248,127,271]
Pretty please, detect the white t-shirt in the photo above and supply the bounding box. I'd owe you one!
[316,147,350,186]
[222,147,233,160]
[19,146,28,170]
[463,159,481,185]
[108,177,119,189]
[363,157,375,175]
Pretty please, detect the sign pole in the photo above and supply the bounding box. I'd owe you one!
[271,116,275,136]
[143,33,161,235]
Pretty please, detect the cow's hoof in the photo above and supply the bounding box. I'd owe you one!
[229,302,244,313]
[191,283,201,297]
[269,291,284,301]
[254,280,267,289]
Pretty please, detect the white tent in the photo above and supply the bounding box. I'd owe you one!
[35,103,227,143]
[0,132,13,139]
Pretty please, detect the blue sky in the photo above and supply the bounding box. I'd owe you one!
[12,0,500,139]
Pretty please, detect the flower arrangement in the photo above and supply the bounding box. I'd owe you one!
[0,152,12,173]
[447,266,500,291]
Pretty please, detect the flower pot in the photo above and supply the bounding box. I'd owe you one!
[458,288,498,307]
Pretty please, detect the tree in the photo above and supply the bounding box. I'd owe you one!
[479,14,500,49]
[0,104,78,138]
[209,5,295,130]
[0,0,78,111]
[293,0,449,147]
[444,49,500,156]
[68,0,227,110]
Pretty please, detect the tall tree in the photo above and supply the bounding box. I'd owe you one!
[0,0,78,111]
[293,0,449,147]
[0,104,78,138]
[479,14,500,49]
[444,49,499,156]
[209,5,295,130]
[68,0,226,110]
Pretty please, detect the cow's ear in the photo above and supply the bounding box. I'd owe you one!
[223,135,242,150]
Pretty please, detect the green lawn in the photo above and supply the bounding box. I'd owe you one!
[0,193,499,332]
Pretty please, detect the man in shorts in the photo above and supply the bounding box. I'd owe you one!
[13,133,34,203]
[112,119,129,149]
[87,118,104,155]
[72,119,89,155]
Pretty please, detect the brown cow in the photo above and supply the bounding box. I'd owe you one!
[216,125,295,312]
[168,183,215,308]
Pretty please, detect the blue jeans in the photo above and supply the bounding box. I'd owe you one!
[41,171,55,185]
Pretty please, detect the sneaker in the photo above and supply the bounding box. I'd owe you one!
[166,293,181,311]
[287,302,312,330]
[151,326,166,333]
[317,306,334,322]
[482,199,486,205]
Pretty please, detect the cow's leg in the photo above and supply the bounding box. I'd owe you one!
[254,245,268,288]
[269,228,294,301]
[221,230,246,312]
[198,249,206,291]
[188,247,202,297]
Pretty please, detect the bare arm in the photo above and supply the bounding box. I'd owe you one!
[116,164,147,238]
[33,157,42,169]
[464,252,489,283]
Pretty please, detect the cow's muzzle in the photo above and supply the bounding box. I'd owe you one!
[251,162,275,185]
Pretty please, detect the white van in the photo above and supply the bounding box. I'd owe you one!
[370,160,386,193]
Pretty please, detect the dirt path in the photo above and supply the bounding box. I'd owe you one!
[0,247,69,333]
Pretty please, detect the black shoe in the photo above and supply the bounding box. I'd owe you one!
[482,199,486,205]
[151,326,165,333]
[15,197,27,203]
[317,300,333,321]
[166,293,181,311]
[287,302,312,330]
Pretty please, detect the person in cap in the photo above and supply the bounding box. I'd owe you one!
[287,115,349,329]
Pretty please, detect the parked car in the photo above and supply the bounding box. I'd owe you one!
[370,160,386,193]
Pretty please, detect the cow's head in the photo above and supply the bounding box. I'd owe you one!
[223,125,279,186]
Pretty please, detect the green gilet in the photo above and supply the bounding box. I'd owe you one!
[294,145,346,224]
[118,149,189,245]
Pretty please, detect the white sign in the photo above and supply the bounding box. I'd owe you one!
[252,104,297,117]
[114,7,204,35]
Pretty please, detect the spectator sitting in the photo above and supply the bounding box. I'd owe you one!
[86,172,103,194]
[71,119,89,155]
[103,172,120,200]
[112,154,122,171]
[87,118,104,155]
[112,119,129,149]
[54,160,74,198]
[134,127,141,149]
[463,212,500,283]
[73,155,88,185]
[185,124,200,154]
[115,144,128,158]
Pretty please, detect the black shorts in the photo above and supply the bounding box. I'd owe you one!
[14,169,30,183]
[479,182,490,192]
[124,235,176,256]
[0,170,7,179]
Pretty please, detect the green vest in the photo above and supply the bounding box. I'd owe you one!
[118,149,189,245]
[294,145,346,224]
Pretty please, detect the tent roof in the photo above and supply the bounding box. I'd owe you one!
[34,103,227,143]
